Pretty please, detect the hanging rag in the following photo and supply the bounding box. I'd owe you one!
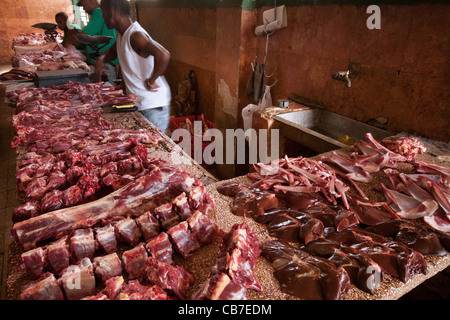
[246,57,266,103]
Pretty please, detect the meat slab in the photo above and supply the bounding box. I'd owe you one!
[11,165,208,251]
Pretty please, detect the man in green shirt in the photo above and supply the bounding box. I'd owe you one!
[77,0,119,82]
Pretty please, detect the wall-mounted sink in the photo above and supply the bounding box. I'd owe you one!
[274,108,392,154]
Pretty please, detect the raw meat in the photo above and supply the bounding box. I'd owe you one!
[216,182,279,218]
[167,221,200,259]
[94,224,117,254]
[60,257,96,300]
[20,247,45,280]
[193,273,248,300]
[260,240,351,300]
[20,272,64,300]
[114,217,142,246]
[122,244,148,280]
[300,238,383,294]
[154,202,181,231]
[46,236,70,276]
[324,227,428,283]
[187,210,220,245]
[366,219,449,256]
[145,232,173,265]
[93,253,123,283]
[120,280,170,300]
[11,165,205,250]
[145,256,195,299]
[135,211,160,241]
[104,276,125,299]
[69,228,96,263]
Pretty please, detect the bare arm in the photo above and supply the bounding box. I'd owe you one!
[130,31,170,91]
[94,44,118,82]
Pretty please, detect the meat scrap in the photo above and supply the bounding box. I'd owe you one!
[122,244,148,280]
[119,279,170,300]
[381,136,426,159]
[216,182,279,218]
[20,272,64,300]
[60,257,96,300]
[197,222,262,298]
[93,253,123,283]
[249,156,351,209]
[145,257,195,299]
[69,228,96,263]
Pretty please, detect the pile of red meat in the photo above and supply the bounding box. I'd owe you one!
[9,82,265,300]
[11,40,89,77]
[18,178,219,300]
[12,33,51,47]
[217,132,450,300]
[8,82,161,221]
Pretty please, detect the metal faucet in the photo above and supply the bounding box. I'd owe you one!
[331,70,351,87]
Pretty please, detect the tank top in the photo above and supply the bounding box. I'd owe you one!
[116,22,171,111]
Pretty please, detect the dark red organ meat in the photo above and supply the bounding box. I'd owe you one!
[216,182,278,218]
[260,240,351,300]
[300,238,383,294]
[324,227,428,283]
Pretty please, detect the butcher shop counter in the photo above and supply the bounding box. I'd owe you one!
[2,81,450,300]
[208,148,450,300]
[0,82,217,299]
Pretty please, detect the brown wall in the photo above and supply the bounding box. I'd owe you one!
[138,3,449,144]
[138,7,218,123]
[247,4,449,142]
[0,0,74,65]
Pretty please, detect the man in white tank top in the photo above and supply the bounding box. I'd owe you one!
[94,0,171,133]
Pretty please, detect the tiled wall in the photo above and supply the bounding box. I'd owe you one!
[0,0,74,65]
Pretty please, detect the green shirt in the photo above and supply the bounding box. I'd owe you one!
[63,23,84,50]
[83,7,119,65]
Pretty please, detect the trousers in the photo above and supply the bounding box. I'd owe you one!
[140,106,170,134]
